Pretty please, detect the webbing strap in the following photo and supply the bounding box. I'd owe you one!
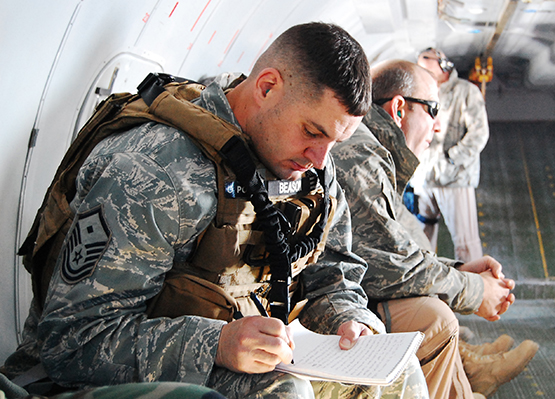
[10,363,48,388]
[221,138,331,324]
[137,73,188,106]
[219,137,291,323]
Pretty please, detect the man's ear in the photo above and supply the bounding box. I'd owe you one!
[390,95,405,127]
[254,67,283,105]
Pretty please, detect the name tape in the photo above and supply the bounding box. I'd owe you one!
[225,177,309,198]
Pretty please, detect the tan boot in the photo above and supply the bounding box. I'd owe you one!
[461,340,539,397]
[459,325,475,342]
[459,334,515,356]
[473,393,486,399]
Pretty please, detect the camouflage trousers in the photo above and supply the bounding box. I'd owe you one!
[206,355,428,399]
[207,366,314,399]
[19,382,226,399]
[311,356,429,399]
[6,357,427,399]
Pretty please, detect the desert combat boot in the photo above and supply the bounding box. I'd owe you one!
[459,334,514,356]
[460,339,539,397]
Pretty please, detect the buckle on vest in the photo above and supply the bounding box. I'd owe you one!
[137,72,188,106]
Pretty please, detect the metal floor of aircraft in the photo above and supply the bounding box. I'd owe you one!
[436,120,555,399]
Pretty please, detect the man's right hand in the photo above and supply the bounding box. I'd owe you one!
[475,270,515,322]
[215,316,294,374]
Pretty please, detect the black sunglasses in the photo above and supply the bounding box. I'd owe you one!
[374,97,440,119]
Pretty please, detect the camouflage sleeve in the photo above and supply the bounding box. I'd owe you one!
[298,155,386,335]
[38,124,225,389]
[333,131,484,314]
[446,81,489,168]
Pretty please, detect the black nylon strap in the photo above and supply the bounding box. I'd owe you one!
[220,137,332,324]
[220,137,291,322]
[137,72,189,106]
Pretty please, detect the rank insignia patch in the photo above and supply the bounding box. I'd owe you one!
[61,207,111,284]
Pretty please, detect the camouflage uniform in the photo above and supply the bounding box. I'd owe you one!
[411,69,490,261]
[331,104,481,398]
[22,382,227,399]
[4,81,427,399]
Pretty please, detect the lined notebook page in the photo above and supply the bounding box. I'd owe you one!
[276,319,424,385]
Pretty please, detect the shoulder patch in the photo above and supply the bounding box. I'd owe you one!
[61,206,111,284]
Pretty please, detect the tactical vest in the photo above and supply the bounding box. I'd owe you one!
[19,73,335,325]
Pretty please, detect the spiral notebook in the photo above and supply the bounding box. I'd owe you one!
[276,319,424,386]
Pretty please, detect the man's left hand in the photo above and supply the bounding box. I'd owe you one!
[459,255,516,292]
[337,321,373,350]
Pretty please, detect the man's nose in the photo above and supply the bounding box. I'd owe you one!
[433,116,441,133]
[305,143,333,169]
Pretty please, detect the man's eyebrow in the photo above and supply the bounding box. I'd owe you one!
[311,122,331,138]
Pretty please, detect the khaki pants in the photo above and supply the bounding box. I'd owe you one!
[377,297,473,399]
[414,186,483,263]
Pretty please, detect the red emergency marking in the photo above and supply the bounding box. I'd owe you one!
[191,0,211,32]
[249,33,273,71]
[224,30,239,54]
[208,30,216,44]
[169,2,178,18]
[142,13,150,23]
[237,51,244,63]
[187,43,193,50]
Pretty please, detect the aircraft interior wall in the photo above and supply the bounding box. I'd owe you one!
[1,0,554,364]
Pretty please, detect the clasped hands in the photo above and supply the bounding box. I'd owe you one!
[458,255,516,321]
[215,316,371,374]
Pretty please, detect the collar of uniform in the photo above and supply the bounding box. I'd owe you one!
[193,79,242,131]
[363,104,420,194]
[440,67,459,94]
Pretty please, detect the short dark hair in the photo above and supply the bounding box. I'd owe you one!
[253,22,372,116]
[371,60,419,101]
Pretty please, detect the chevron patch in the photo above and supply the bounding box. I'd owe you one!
[61,207,111,284]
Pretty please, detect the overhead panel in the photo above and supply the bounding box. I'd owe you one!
[316,0,365,34]
[353,0,437,61]
[524,0,555,87]
[403,0,438,53]
[438,0,509,69]
[353,0,396,34]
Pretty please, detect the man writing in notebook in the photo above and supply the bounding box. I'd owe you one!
[3,24,427,399]
[332,60,538,398]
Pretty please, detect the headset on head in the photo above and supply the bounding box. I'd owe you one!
[419,47,454,73]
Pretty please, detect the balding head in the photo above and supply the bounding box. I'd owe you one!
[417,47,453,84]
[369,59,441,157]
[371,59,434,101]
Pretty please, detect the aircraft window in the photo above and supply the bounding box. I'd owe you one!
[72,53,163,142]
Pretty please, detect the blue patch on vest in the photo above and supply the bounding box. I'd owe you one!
[61,207,111,284]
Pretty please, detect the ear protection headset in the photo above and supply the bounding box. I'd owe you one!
[420,47,454,73]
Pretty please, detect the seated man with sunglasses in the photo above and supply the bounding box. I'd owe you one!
[331,60,536,399]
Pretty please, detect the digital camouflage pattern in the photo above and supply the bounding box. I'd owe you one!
[23,383,227,399]
[4,80,426,398]
[311,355,428,399]
[331,104,483,313]
[412,69,489,189]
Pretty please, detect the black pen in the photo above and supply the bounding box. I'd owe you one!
[249,292,294,364]
[250,291,270,317]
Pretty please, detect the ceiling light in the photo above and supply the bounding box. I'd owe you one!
[468,7,485,15]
